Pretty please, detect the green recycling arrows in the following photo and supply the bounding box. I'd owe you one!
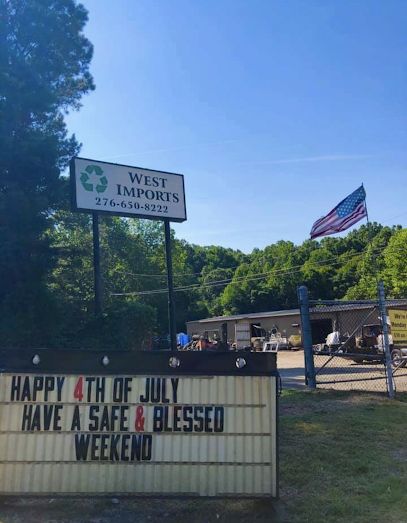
[80,164,108,193]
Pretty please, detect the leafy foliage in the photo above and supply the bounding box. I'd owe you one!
[382,228,407,298]
[0,0,94,345]
[72,221,403,337]
[1,2,406,349]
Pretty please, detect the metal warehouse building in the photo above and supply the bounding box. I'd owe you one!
[186,301,407,349]
[187,309,302,348]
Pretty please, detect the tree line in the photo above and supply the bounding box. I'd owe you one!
[1,1,406,350]
[5,208,407,349]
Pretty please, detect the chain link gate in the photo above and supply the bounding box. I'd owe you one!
[298,284,407,396]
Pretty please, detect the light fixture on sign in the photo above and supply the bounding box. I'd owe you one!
[235,357,247,369]
[169,356,180,368]
[102,356,110,366]
[32,354,40,365]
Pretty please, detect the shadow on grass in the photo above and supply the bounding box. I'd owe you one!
[0,496,282,523]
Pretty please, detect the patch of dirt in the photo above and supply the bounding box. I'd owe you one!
[391,448,407,462]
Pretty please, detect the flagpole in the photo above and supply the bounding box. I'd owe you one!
[362,183,370,226]
[362,183,372,237]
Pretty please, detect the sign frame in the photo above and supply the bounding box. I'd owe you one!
[70,157,187,223]
[69,156,186,347]
[0,349,279,498]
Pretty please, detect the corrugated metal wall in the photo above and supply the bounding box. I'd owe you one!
[0,374,277,497]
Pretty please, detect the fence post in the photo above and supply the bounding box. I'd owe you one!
[377,281,395,398]
[298,285,316,389]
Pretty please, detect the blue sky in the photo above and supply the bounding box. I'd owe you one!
[66,0,407,252]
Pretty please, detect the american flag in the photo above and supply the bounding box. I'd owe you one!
[310,185,367,240]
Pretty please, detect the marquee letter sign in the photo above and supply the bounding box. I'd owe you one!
[0,350,278,497]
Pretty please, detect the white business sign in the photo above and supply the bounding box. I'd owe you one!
[70,157,186,222]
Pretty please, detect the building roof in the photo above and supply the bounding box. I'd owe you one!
[309,299,407,314]
[186,308,300,325]
[186,300,407,325]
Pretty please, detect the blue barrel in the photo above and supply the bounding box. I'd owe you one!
[177,332,190,347]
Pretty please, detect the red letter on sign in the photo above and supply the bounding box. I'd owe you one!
[135,406,145,432]
[74,377,84,402]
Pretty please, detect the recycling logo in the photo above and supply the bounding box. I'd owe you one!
[80,164,108,193]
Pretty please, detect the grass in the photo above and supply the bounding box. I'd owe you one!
[0,390,406,522]
[279,389,407,523]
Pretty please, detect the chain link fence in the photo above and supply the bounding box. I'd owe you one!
[298,284,407,396]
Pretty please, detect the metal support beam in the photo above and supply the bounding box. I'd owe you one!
[378,281,395,398]
[164,219,177,351]
[92,212,102,316]
[298,285,316,388]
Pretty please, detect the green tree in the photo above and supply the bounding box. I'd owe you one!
[382,228,407,298]
[0,0,94,345]
[220,241,303,314]
[192,245,247,316]
[47,212,157,349]
[345,226,399,299]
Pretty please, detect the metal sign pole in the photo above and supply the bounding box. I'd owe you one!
[378,281,395,398]
[92,212,102,316]
[71,156,186,334]
[298,285,316,388]
[164,219,177,351]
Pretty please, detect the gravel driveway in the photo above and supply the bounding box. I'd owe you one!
[277,349,407,393]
